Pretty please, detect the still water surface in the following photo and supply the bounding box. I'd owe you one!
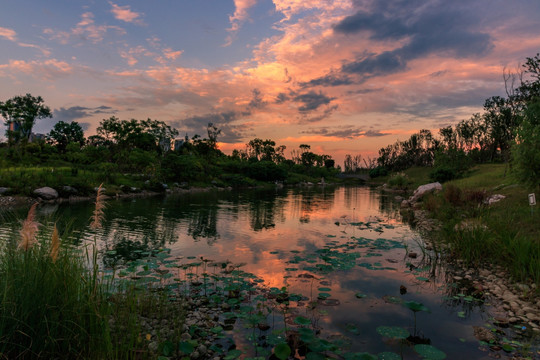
[1,186,533,359]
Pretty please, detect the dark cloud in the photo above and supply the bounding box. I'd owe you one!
[298,105,338,123]
[248,88,266,110]
[333,1,493,78]
[275,92,289,104]
[53,105,115,123]
[293,91,335,112]
[171,111,252,142]
[342,51,406,77]
[302,125,389,139]
[346,87,384,95]
[300,72,353,87]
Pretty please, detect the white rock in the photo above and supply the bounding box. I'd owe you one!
[409,182,442,203]
[485,194,505,205]
[34,187,58,200]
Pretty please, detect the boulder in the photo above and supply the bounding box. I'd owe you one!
[409,182,442,203]
[485,194,505,205]
[34,187,59,200]
[0,187,10,195]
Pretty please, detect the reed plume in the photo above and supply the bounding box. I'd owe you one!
[19,203,39,251]
[50,223,60,262]
[90,184,106,230]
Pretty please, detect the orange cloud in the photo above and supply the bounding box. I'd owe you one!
[0,59,73,80]
[225,0,258,45]
[44,12,126,45]
[109,2,145,25]
[0,27,17,41]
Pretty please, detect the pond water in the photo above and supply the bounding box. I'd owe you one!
[0,186,536,359]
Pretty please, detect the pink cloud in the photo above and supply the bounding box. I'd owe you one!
[225,0,258,45]
[0,59,73,80]
[44,12,126,44]
[0,27,17,41]
[109,2,145,25]
[163,48,183,60]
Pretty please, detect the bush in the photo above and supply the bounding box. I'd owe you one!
[387,172,410,189]
[161,153,204,182]
[430,166,457,183]
[443,184,462,206]
[369,166,388,178]
[430,148,473,183]
[246,161,287,181]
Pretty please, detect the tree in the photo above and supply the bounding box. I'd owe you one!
[47,121,85,153]
[513,100,540,189]
[96,116,178,153]
[0,94,52,146]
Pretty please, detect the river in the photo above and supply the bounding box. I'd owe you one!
[0,186,536,359]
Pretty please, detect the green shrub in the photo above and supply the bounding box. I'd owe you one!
[387,172,410,189]
[369,166,388,178]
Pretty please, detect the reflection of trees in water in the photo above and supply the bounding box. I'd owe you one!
[187,205,219,244]
[246,190,287,231]
[378,192,403,221]
[96,199,177,261]
[291,187,337,223]
[219,188,288,232]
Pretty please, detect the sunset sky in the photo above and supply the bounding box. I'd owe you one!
[1,0,539,165]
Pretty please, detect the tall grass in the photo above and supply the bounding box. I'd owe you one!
[0,221,112,358]
[0,194,186,359]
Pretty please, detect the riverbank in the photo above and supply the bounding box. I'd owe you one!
[381,164,540,343]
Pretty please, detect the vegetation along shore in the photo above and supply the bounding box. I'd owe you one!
[0,54,539,358]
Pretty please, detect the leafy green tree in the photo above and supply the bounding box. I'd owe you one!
[97,116,178,153]
[0,94,52,146]
[513,100,540,189]
[47,121,85,153]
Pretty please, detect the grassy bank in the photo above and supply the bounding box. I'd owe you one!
[382,164,540,288]
[0,202,186,359]
[0,164,341,199]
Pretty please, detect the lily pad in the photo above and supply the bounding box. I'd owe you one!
[377,352,401,360]
[404,301,430,313]
[294,316,311,326]
[274,343,291,360]
[414,344,446,359]
[376,326,409,339]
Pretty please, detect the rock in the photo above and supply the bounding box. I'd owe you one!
[395,196,404,202]
[473,326,496,342]
[34,187,58,200]
[197,344,207,356]
[0,187,10,195]
[408,252,418,259]
[485,194,505,205]
[148,341,159,353]
[526,313,539,322]
[409,182,442,203]
[62,185,78,195]
[400,200,410,208]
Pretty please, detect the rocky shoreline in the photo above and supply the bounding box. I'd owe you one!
[396,182,540,342]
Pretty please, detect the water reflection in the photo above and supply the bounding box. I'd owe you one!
[0,186,535,359]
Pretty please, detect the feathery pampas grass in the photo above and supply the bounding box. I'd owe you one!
[50,224,60,262]
[18,203,39,251]
[90,183,106,230]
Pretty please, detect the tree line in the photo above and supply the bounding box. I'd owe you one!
[371,53,540,188]
[0,101,338,188]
